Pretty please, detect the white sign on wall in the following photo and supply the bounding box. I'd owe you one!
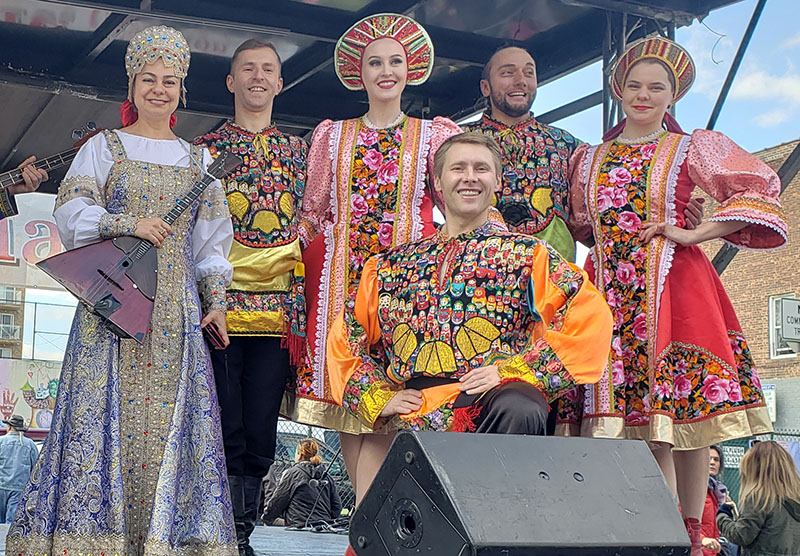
[722,445,746,469]
[781,298,800,342]
[0,193,65,290]
[762,383,777,423]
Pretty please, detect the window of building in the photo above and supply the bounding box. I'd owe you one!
[0,286,21,303]
[0,347,11,358]
[769,294,798,359]
[0,313,17,340]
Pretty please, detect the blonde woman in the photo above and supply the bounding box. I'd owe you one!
[291,13,460,520]
[716,441,800,555]
[568,36,787,555]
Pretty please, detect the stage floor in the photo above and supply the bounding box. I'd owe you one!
[0,524,350,555]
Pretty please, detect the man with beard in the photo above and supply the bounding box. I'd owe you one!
[194,39,308,556]
[464,46,704,263]
[463,46,579,262]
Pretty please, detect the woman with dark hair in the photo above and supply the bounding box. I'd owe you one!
[6,25,237,556]
[717,441,800,555]
[703,445,733,555]
[263,438,342,527]
[568,36,786,555]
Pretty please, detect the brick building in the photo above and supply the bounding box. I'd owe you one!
[699,138,799,431]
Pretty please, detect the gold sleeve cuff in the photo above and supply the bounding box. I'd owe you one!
[498,355,543,389]
[357,383,398,428]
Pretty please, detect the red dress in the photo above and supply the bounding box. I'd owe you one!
[289,116,461,433]
[564,130,787,449]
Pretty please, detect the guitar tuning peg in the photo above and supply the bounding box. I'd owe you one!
[86,121,97,131]
[72,129,84,140]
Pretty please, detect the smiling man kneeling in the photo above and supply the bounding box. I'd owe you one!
[327,132,612,434]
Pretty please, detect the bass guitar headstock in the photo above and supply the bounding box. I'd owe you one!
[71,121,103,148]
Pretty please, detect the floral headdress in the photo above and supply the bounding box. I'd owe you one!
[611,36,695,103]
[335,13,434,91]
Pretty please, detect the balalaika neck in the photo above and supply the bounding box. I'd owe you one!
[163,171,215,226]
[127,168,216,261]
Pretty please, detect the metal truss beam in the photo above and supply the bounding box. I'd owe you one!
[707,0,769,275]
[538,90,602,124]
[82,13,132,61]
[561,0,698,23]
[41,0,532,66]
[706,0,767,130]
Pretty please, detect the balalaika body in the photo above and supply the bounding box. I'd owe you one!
[38,237,158,342]
[37,150,242,343]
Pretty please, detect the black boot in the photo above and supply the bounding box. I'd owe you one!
[241,475,264,556]
[228,475,249,556]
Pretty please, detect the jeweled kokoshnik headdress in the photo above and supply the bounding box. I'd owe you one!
[125,25,191,106]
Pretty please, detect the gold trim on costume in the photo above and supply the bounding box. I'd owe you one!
[498,354,542,388]
[282,393,398,435]
[582,404,772,450]
[228,239,299,292]
[358,383,398,427]
[226,311,284,335]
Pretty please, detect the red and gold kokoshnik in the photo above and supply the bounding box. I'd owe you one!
[335,13,434,91]
[611,36,695,102]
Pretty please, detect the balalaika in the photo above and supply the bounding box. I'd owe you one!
[37,150,242,343]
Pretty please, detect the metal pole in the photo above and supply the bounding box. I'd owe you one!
[667,21,676,119]
[602,12,613,133]
[31,301,37,360]
[705,0,767,130]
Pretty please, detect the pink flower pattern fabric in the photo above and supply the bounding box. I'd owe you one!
[346,124,404,290]
[560,132,782,447]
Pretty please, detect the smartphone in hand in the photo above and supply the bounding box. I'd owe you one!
[203,320,226,350]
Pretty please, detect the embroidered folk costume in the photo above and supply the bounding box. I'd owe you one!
[327,220,612,431]
[7,27,238,556]
[287,14,462,433]
[463,114,581,261]
[566,37,787,449]
[194,114,308,553]
[194,122,307,343]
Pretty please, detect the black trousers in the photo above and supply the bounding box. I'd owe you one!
[472,381,549,435]
[210,335,290,477]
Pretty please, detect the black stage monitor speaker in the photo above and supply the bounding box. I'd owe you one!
[351,431,690,555]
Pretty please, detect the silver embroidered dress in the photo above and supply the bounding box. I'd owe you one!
[7,130,238,556]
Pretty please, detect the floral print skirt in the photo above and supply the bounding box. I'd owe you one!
[565,245,771,449]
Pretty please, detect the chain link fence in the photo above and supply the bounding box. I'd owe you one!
[719,429,800,503]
